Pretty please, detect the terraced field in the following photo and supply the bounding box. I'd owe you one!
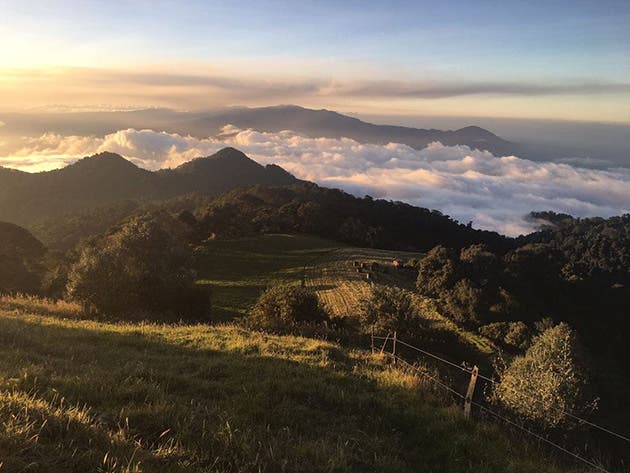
[303,247,422,317]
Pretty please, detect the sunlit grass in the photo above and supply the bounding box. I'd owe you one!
[0,308,572,472]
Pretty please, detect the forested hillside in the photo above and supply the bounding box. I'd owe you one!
[0,148,296,226]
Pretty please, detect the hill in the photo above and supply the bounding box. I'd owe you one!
[198,183,511,252]
[0,302,571,473]
[195,234,496,364]
[0,148,297,226]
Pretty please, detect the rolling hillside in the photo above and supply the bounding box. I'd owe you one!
[195,234,495,364]
[0,301,571,473]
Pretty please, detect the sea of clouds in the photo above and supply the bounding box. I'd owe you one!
[1,126,629,236]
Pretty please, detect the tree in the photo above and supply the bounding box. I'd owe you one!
[416,246,458,297]
[493,323,595,429]
[248,285,329,331]
[0,222,46,295]
[359,286,421,334]
[66,213,209,321]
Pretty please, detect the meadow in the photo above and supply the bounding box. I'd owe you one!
[0,304,572,472]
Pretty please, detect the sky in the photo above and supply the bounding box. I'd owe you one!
[0,0,629,235]
[1,0,629,121]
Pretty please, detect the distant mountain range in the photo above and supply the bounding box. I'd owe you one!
[1,105,517,156]
[0,147,297,226]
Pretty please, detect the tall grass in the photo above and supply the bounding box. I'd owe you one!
[0,294,83,318]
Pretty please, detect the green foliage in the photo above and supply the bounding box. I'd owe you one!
[0,222,46,295]
[248,285,329,331]
[66,213,210,321]
[493,323,595,429]
[201,184,510,252]
[416,245,515,326]
[479,322,531,351]
[416,246,458,297]
[359,286,422,334]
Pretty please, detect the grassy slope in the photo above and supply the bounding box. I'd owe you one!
[0,307,571,473]
[196,234,495,364]
[195,234,342,321]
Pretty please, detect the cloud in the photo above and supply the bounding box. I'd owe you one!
[1,127,629,236]
[3,67,630,114]
[333,80,630,99]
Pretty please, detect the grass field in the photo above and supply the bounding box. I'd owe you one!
[196,234,496,365]
[195,234,427,320]
[0,303,575,473]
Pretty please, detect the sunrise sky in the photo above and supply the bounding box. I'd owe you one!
[1,0,629,121]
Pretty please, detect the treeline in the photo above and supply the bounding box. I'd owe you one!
[197,183,511,251]
[31,182,511,253]
[414,212,630,443]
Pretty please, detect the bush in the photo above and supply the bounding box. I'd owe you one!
[493,323,595,429]
[479,321,531,351]
[248,285,329,331]
[359,286,422,334]
[66,213,210,321]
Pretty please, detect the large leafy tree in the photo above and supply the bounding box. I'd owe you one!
[493,323,595,429]
[66,213,209,320]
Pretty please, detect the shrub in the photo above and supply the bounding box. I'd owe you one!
[248,285,328,331]
[493,323,595,429]
[479,321,531,351]
[359,286,421,334]
[66,213,210,321]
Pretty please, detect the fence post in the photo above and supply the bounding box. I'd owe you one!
[464,365,479,418]
[371,326,375,354]
[392,331,397,366]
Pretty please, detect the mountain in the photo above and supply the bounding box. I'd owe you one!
[1,105,516,156]
[0,148,297,226]
[184,105,516,155]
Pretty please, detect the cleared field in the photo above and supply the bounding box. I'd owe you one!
[195,234,422,321]
[196,234,495,365]
[303,247,422,317]
[195,234,343,320]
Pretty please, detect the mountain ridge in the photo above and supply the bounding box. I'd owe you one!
[0,105,516,156]
[0,147,298,226]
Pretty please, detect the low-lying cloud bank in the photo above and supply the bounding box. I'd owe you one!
[1,127,629,236]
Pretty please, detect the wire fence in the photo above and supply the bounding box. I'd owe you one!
[301,250,629,471]
[372,331,630,473]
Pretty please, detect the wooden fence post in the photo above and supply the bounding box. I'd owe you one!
[370,326,375,354]
[464,365,478,418]
[392,331,397,365]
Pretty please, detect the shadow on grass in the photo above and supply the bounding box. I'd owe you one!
[0,314,564,473]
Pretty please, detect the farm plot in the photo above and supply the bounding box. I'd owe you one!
[304,247,422,317]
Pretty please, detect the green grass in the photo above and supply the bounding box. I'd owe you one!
[195,234,496,365]
[0,307,574,473]
[195,234,343,321]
